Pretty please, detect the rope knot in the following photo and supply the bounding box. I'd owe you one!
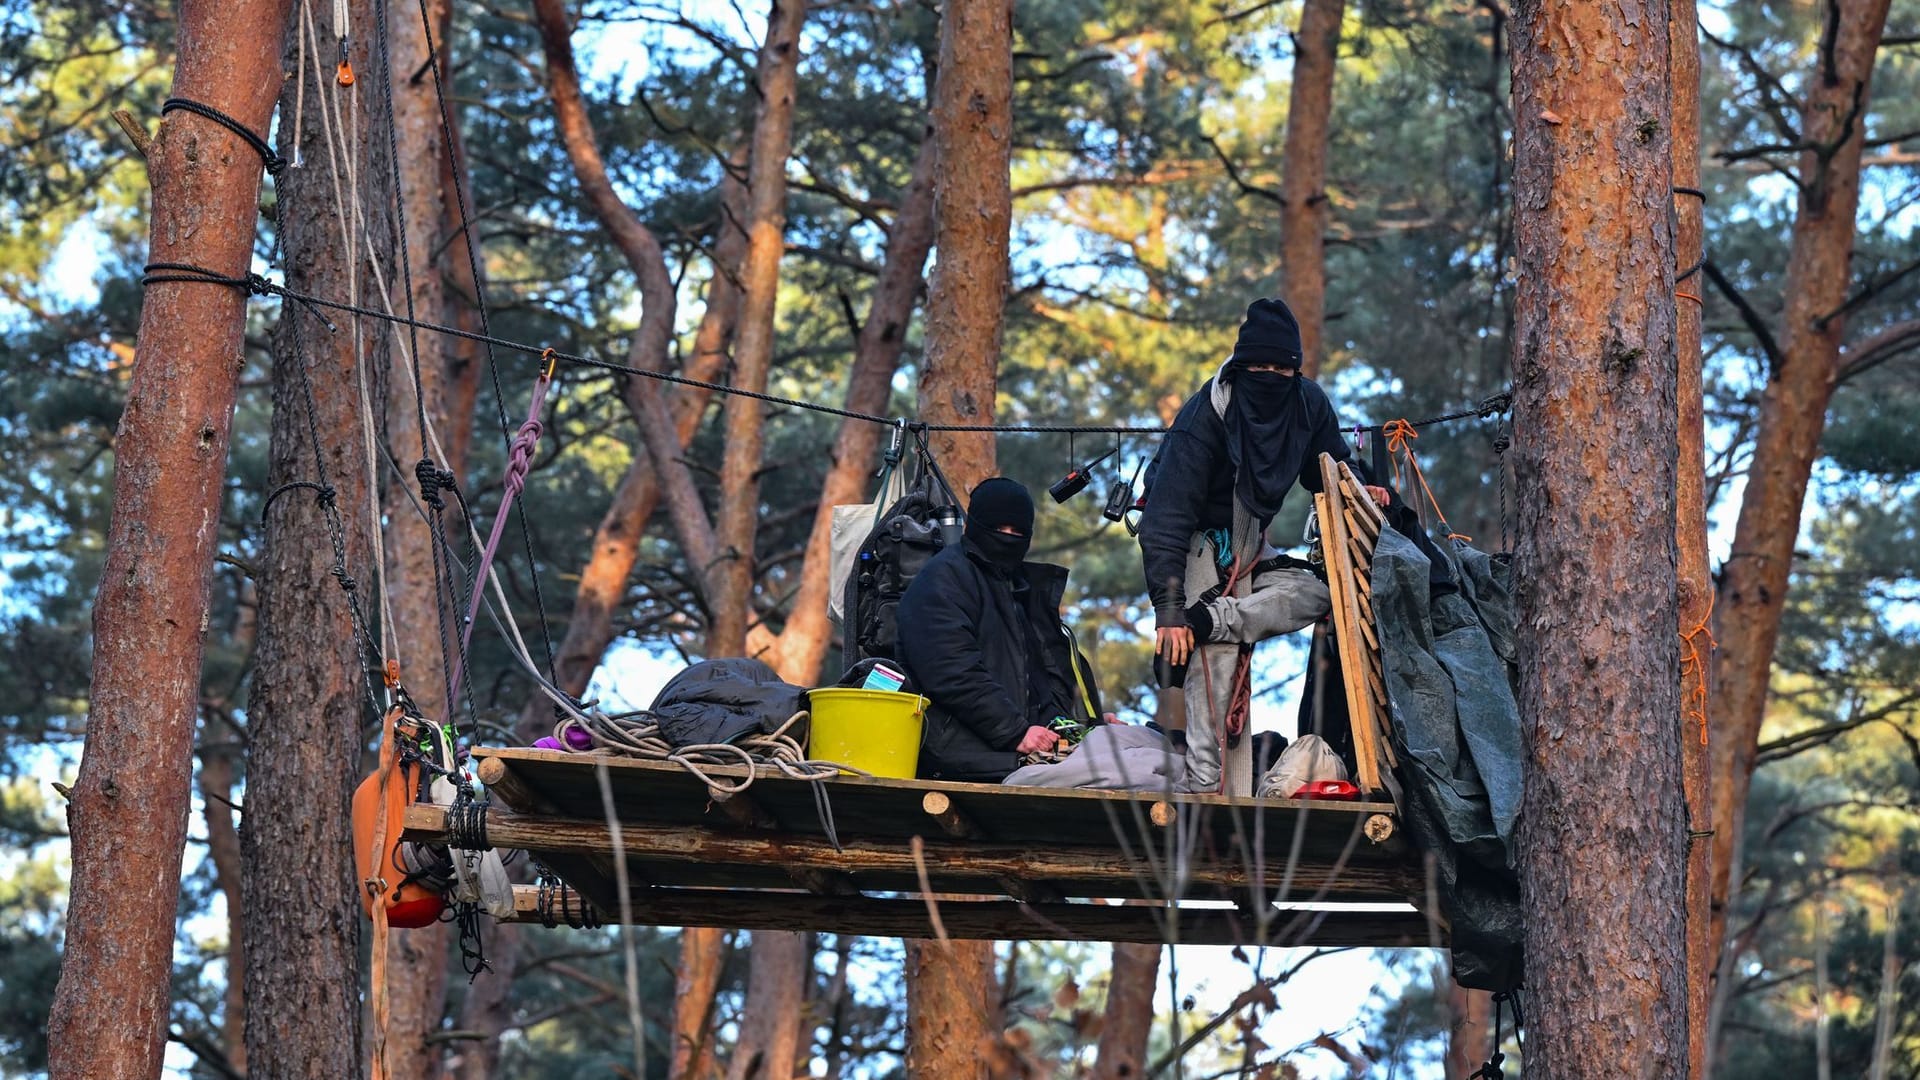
[415,459,455,510]
[1476,391,1513,418]
[503,418,543,500]
[1381,418,1417,455]
[1492,432,1511,454]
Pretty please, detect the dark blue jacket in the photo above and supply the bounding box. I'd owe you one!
[896,540,1100,782]
[1137,373,1361,626]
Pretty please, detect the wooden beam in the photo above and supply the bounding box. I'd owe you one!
[921,791,981,838]
[401,805,1423,902]
[476,756,557,815]
[502,885,1438,948]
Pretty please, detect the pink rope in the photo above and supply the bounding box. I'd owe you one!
[447,371,552,712]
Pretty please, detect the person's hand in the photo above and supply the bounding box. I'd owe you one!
[1156,625,1194,666]
[1017,726,1061,755]
[1102,712,1119,725]
[1364,485,1391,507]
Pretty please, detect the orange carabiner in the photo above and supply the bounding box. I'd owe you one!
[540,348,557,382]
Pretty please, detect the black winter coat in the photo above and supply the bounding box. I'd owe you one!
[895,540,1102,782]
[1137,367,1364,626]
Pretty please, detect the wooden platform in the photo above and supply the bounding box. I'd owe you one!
[401,747,1441,947]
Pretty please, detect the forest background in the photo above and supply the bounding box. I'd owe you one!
[3,0,1919,1076]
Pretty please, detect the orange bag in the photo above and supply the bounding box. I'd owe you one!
[353,710,446,929]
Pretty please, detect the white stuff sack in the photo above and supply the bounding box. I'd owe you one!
[1258,734,1351,799]
[827,464,908,623]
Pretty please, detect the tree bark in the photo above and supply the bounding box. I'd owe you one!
[241,10,395,1076]
[1091,942,1160,1079]
[918,0,1013,498]
[1668,4,1712,1077]
[904,4,1011,1065]
[707,0,808,657]
[669,928,727,1080]
[1507,1,1686,1076]
[724,931,810,1080]
[1444,984,1491,1080]
[769,137,938,684]
[46,1,293,1075]
[905,939,996,1080]
[198,735,247,1073]
[1279,0,1345,379]
[1708,0,1892,1007]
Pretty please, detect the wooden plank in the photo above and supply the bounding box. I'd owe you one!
[470,747,1397,867]
[1317,457,1385,795]
[401,804,1425,904]
[501,885,1441,948]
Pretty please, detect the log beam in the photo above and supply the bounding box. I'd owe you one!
[502,885,1433,947]
[402,804,1422,902]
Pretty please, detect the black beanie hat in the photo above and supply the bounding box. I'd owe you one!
[966,477,1035,536]
[1229,297,1304,371]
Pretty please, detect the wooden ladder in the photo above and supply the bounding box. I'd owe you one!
[1313,453,1397,798]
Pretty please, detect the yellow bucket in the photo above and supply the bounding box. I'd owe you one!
[807,688,928,779]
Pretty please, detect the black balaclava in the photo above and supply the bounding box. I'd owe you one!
[1223,297,1314,523]
[964,477,1035,571]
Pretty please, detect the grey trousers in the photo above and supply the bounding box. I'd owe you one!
[1175,526,1331,795]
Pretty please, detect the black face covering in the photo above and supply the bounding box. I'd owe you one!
[967,526,1032,570]
[1224,368,1315,523]
[965,477,1035,571]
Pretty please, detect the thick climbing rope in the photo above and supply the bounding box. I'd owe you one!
[444,355,557,714]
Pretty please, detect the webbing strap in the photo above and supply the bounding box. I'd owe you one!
[445,367,554,714]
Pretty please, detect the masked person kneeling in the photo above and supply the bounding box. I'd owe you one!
[895,478,1104,782]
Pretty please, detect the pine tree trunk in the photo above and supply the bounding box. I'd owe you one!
[1444,984,1491,1080]
[373,0,491,1069]
[1091,942,1160,1079]
[707,0,808,657]
[904,4,1011,1065]
[1707,0,1892,1000]
[725,932,810,1080]
[1507,1,1686,1075]
[198,734,247,1073]
[772,137,938,684]
[919,0,1012,498]
[669,928,727,1080]
[905,939,996,1079]
[1668,4,1712,1077]
[1279,0,1344,379]
[45,2,293,1075]
[242,11,395,1076]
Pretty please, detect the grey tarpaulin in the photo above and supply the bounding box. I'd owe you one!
[1371,526,1525,991]
[650,658,807,749]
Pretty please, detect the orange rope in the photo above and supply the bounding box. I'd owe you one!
[1381,419,1471,542]
[1679,590,1716,746]
[1676,291,1703,307]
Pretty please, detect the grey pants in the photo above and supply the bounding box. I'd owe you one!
[1175,525,1331,795]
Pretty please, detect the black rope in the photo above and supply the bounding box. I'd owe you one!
[1468,990,1521,1080]
[444,799,491,851]
[138,263,1513,438]
[410,0,561,688]
[274,297,385,712]
[162,97,287,175]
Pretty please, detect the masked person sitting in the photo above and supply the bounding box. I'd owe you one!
[895,478,1103,783]
[1137,297,1390,795]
